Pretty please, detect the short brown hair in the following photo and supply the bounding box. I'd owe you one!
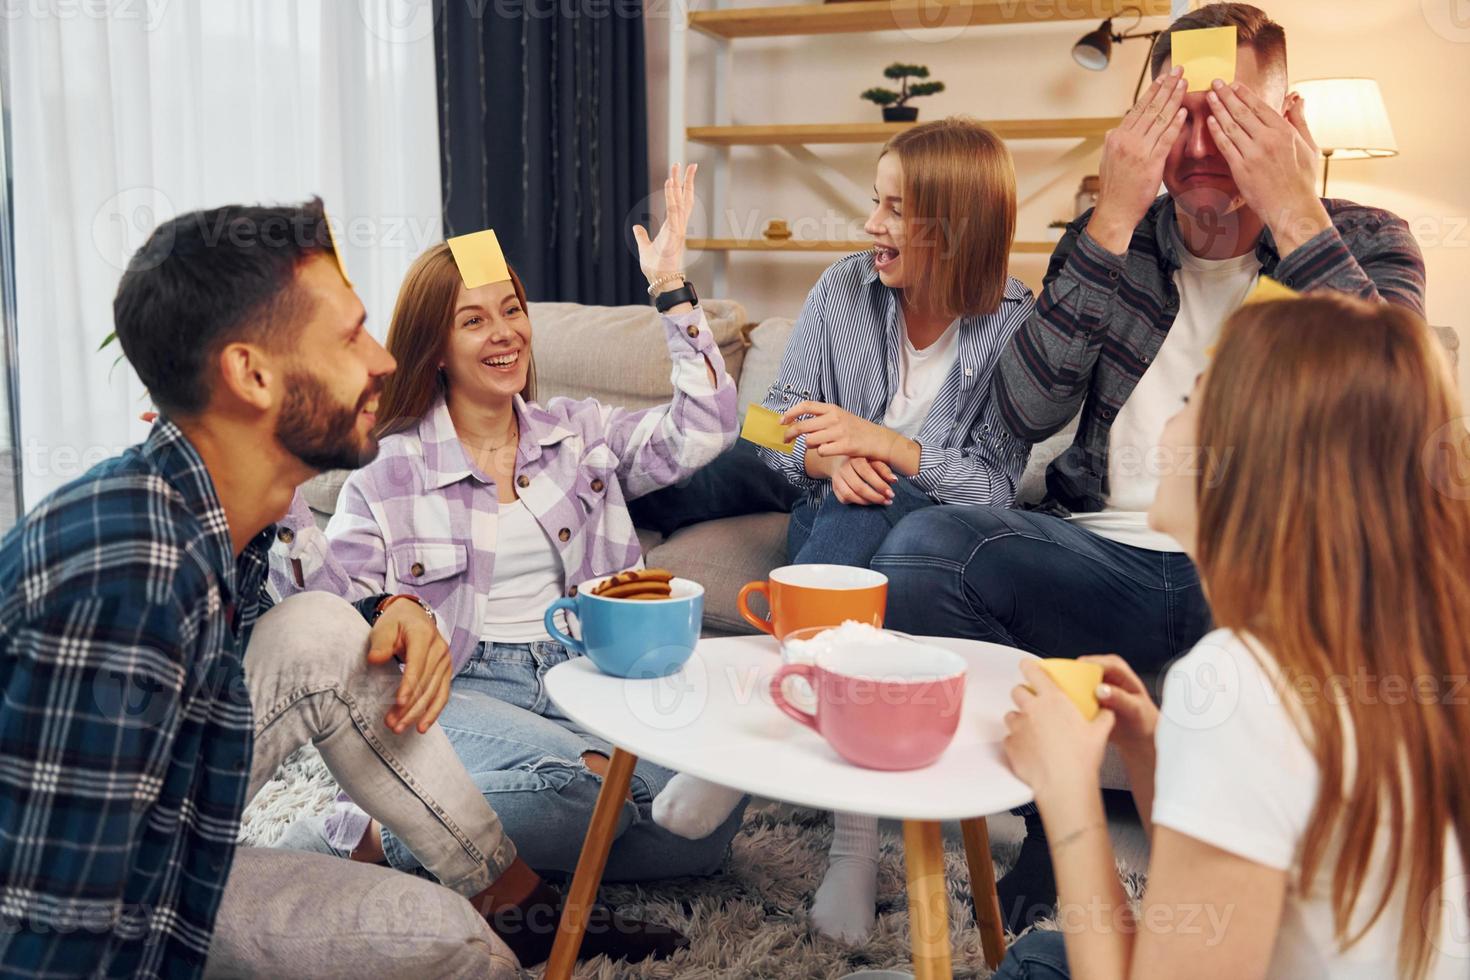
[372,243,536,438]
[881,117,1016,318]
[1151,3,1287,88]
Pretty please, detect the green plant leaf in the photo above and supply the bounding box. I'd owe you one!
[861,87,900,105]
[98,331,118,352]
[907,81,945,98]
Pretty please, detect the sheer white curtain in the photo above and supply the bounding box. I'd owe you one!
[8,0,441,506]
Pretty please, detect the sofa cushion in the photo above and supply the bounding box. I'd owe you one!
[529,298,749,409]
[736,316,795,418]
[645,512,788,635]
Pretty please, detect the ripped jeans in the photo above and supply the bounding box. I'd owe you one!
[379,640,747,881]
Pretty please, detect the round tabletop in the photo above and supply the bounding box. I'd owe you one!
[544,634,1036,821]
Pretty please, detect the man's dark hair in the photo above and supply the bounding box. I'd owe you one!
[113,198,333,416]
[1151,3,1287,88]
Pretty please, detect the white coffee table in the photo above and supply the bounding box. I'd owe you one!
[542,634,1036,979]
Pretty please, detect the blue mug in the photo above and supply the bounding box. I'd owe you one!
[544,576,705,678]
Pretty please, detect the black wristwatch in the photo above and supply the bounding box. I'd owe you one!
[653,279,699,314]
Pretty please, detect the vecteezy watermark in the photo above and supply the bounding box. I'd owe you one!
[1049,896,1237,947]
[1423,417,1470,501]
[90,189,443,275]
[1157,633,1241,731]
[1,0,169,31]
[356,0,437,45]
[1422,874,1470,959]
[92,186,178,274]
[1422,0,1470,43]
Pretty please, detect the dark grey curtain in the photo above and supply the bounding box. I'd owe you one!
[434,0,651,305]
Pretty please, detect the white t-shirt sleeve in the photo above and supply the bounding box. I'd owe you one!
[1151,629,1320,871]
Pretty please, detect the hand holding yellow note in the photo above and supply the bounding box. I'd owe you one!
[446,229,511,289]
[1034,659,1104,720]
[1171,25,1236,93]
[741,404,794,454]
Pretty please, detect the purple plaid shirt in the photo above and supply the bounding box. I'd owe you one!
[270,307,736,668]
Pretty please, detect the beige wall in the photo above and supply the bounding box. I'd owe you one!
[647,0,1470,395]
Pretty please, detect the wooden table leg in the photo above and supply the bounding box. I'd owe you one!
[545,747,638,980]
[960,817,1007,968]
[902,820,952,980]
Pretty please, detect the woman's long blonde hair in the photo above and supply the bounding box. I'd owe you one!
[1196,294,1470,979]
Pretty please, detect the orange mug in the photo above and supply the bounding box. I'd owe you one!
[737,565,887,640]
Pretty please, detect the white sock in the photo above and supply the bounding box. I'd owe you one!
[651,773,745,840]
[810,812,880,943]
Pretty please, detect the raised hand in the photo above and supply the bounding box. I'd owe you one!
[632,163,698,286]
[1087,66,1189,255]
[1206,80,1330,255]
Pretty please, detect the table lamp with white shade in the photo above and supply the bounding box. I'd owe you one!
[1292,78,1398,197]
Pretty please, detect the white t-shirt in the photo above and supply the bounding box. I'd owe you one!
[475,499,565,643]
[883,315,961,439]
[1153,629,1470,978]
[1069,240,1261,551]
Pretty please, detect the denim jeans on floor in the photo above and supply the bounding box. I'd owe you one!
[378,639,748,882]
[992,929,1070,979]
[787,479,936,567]
[871,505,1211,676]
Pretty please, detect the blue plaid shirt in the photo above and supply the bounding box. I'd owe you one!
[0,420,376,978]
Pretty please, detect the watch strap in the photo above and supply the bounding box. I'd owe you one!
[654,281,698,313]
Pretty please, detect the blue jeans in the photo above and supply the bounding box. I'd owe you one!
[870,506,1211,676]
[378,640,748,881]
[992,929,1069,979]
[627,440,800,536]
[787,479,936,567]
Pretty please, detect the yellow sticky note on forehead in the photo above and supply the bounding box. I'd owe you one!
[741,405,794,454]
[446,229,511,289]
[325,216,352,287]
[1242,275,1299,306]
[1172,26,1236,93]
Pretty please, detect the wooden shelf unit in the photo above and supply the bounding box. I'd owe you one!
[687,118,1119,146]
[689,0,1172,40]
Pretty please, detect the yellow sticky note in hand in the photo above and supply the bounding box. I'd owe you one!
[1172,25,1236,93]
[1241,275,1299,306]
[446,229,511,289]
[1036,659,1104,720]
[741,404,794,454]
[325,216,352,287]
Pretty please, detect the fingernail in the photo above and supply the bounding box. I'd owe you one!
[1172,65,1183,76]
[1096,683,1111,699]
[1212,78,1224,89]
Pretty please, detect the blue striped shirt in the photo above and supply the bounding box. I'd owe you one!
[758,251,1035,507]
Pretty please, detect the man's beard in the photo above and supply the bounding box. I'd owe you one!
[276,370,381,472]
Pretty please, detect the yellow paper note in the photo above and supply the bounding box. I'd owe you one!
[1241,275,1299,306]
[1172,25,1236,93]
[1038,659,1103,720]
[325,216,352,287]
[446,228,511,289]
[741,404,794,454]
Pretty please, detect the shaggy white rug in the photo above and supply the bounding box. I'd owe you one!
[240,746,1140,979]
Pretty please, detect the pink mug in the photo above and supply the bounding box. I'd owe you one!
[769,640,967,771]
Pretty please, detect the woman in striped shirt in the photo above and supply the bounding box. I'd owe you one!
[653,118,1037,942]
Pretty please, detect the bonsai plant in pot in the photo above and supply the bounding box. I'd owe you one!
[861,63,945,122]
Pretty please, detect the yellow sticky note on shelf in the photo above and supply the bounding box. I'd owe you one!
[1242,275,1299,306]
[325,216,352,287]
[446,229,511,289]
[1172,25,1236,93]
[741,404,794,454]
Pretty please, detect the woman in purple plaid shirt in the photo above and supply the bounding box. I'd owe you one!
[272,165,751,884]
